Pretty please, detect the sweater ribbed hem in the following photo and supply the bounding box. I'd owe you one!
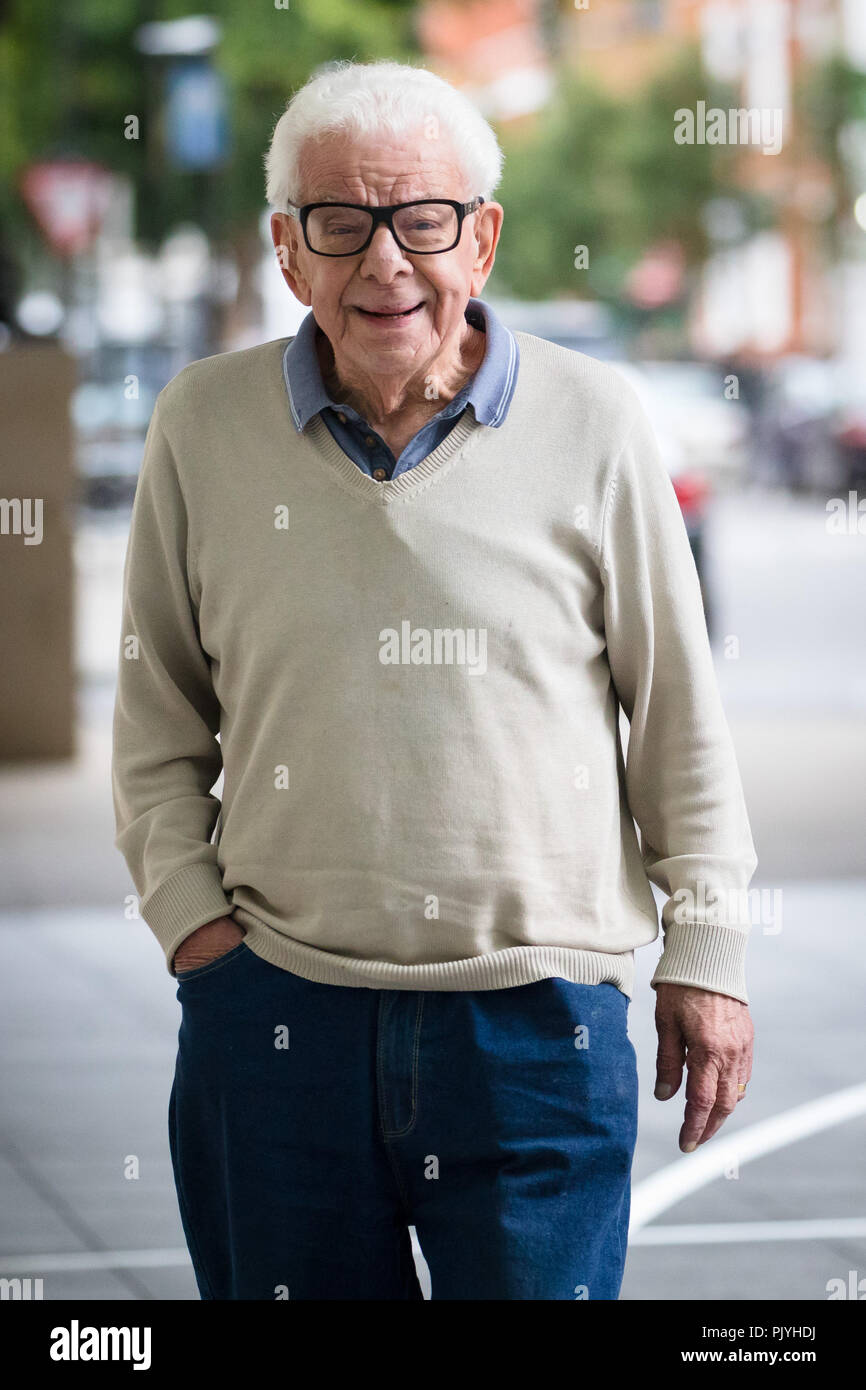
[650,919,750,1003]
[143,862,234,973]
[232,906,635,996]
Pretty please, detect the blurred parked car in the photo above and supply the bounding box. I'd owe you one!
[632,359,751,491]
[603,359,746,638]
[832,401,866,493]
[757,355,843,492]
[73,343,176,509]
[488,296,627,361]
[828,364,866,494]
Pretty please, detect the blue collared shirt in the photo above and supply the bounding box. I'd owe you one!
[282,297,519,480]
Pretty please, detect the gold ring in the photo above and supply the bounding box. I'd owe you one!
[738,1083,747,1093]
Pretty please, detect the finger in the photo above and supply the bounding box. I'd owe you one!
[696,1068,741,1144]
[654,1017,686,1101]
[737,1039,754,1101]
[678,1054,721,1151]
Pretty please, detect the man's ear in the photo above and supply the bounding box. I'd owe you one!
[470,201,503,298]
[271,212,312,306]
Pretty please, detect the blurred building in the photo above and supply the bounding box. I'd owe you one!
[572,0,866,365]
[421,0,866,370]
[684,0,866,368]
[558,0,866,363]
[416,0,554,122]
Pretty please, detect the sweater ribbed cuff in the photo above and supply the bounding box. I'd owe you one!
[142,861,234,975]
[650,919,750,1004]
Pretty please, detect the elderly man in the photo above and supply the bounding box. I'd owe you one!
[112,59,757,1301]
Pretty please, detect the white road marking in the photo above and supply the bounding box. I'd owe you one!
[630,1081,866,1233]
[0,1249,191,1274]
[631,1217,866,1246]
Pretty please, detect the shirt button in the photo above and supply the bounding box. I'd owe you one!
[365,434,376,447]
[337,412,347,423]
[372,468,387,481]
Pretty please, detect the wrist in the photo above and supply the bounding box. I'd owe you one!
[173,915,243,970]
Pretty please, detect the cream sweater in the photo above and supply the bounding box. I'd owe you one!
[111,330,758,1000]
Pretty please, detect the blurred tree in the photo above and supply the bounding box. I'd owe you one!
[799,54,866,259]
[0,0,418,312]
[490,45,741,316]
[0,1,149,252]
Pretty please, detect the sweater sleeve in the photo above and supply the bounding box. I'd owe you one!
[111,396,233,974]
[599,391,758,1003]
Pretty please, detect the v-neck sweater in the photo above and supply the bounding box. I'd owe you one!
[111,330,758,1001]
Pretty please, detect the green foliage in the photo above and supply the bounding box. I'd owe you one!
[493,46,741,304]
[0,0,417,252]
[799,54,866,169]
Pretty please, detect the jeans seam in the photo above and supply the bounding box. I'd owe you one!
[379,994,424,1140]
[375,1002,413,1214]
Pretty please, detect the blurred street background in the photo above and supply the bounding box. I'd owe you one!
[1,0,865,1302]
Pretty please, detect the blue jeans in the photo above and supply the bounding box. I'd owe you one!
[168,941,639,1300]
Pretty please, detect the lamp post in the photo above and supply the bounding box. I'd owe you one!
[133,15,228,358]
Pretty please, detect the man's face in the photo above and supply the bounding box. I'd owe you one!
[271,129,503,379]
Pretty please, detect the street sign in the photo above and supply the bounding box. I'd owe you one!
[19,160,115,257]
[164,59,229,170]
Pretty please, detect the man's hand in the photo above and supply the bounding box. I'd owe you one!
[654,982,753,1152]
[173,915,245,974]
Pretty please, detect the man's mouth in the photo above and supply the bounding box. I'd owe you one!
[354,302,424,319]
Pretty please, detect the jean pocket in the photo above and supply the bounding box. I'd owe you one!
[175,939,250,983]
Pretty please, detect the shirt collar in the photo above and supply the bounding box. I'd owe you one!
[282,296,518,433]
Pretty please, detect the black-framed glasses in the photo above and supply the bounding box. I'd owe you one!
[287,197,485,257]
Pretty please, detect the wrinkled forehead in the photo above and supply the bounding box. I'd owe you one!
[296,127,469,206]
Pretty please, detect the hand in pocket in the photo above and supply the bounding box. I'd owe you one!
[173,914,245,975]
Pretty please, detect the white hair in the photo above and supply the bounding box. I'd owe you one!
[264,58,504,212]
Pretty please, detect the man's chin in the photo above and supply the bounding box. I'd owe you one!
[347,325,431,361]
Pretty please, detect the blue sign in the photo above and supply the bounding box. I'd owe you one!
[165,60,228,170]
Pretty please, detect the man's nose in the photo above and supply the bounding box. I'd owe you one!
[359,222,411,275]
